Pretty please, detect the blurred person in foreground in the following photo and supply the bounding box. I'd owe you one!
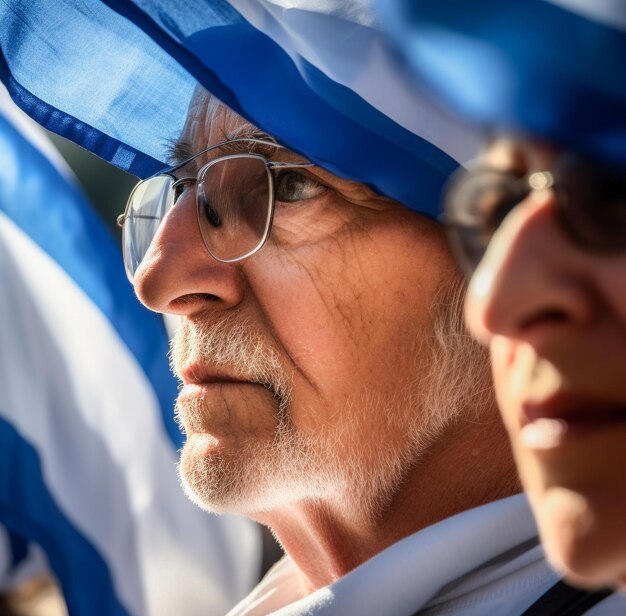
[381,0,626,594]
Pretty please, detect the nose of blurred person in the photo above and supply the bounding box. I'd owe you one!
[133,191,246,315]
[465,187,595,345]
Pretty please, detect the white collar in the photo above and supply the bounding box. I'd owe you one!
[274,494,543,615]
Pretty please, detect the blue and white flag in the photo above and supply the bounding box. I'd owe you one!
[0,0,480,218]
[0,87,260,616]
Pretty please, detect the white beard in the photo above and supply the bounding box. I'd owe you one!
[173,279,492,520]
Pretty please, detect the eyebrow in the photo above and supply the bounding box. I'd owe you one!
[225,123,275,143]
[164,138,195,168]
[164,123,280,168]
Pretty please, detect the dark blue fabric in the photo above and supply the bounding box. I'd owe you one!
[0,113,180,449]
[0,417,130,616]
[7,531,29,570]
[379,0,626,167]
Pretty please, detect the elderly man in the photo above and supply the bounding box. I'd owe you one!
[113,88,570,615]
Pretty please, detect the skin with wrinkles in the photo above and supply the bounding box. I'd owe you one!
[464,137,626,588]
[133,91,519,592]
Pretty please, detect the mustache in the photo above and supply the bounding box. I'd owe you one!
[169,312,293,404]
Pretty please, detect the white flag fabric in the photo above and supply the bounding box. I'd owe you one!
[0,88,261,616]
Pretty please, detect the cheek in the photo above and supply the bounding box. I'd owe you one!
[247,238,438,415]
[253,257,416,391]
[598,262,626,328]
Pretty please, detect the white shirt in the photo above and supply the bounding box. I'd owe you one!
[227,494,626,615]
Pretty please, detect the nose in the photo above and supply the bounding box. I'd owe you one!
[465,188,595,345]
[133,192,246,315]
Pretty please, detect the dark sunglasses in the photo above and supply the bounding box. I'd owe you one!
[442,154,626,276]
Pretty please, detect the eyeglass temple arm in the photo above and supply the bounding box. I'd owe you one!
[117,213,162,227]
[268,162,315,169]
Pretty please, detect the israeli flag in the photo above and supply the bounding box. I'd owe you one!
[0,0,480,218]
[0,88,260,616]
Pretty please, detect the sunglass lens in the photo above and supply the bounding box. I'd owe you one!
[444,168,529,274]
[554,158,626,252]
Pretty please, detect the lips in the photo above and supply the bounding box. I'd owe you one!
[180,362,250,386]
[177,361,285,406]
[518,394,626,449]
[176,363,273,437]
[521,394,626,429]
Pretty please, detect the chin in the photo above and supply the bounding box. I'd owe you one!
[176,425,326,516]
[545,537,626,591]
[533,485,626,590]
[177,441,263,515]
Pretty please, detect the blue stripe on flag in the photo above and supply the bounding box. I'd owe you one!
[296,56,459,178]
[100,0,455,216]
[0,416,130,616]
[0,112,181,449]
[7,531,29,570]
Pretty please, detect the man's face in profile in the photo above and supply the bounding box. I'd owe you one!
[134,94,488,521]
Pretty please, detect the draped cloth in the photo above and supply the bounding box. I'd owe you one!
[0,0,482,217]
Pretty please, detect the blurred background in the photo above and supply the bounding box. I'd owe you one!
[47,132,137,238]
[1,136,132,616]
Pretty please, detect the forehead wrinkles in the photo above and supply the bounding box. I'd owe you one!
[182,87,272,152]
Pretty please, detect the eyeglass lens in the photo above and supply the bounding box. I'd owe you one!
[551,157,626,251]
[196,155,272,263]
[443,168,531,275]
[123,175,175,281]
[122,155,273,280]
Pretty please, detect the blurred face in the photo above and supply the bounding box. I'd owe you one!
[133,96,486,519]
[458,137,626,587]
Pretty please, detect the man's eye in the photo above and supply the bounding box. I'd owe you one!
[274,171,326,203]
[172,179,195,203]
